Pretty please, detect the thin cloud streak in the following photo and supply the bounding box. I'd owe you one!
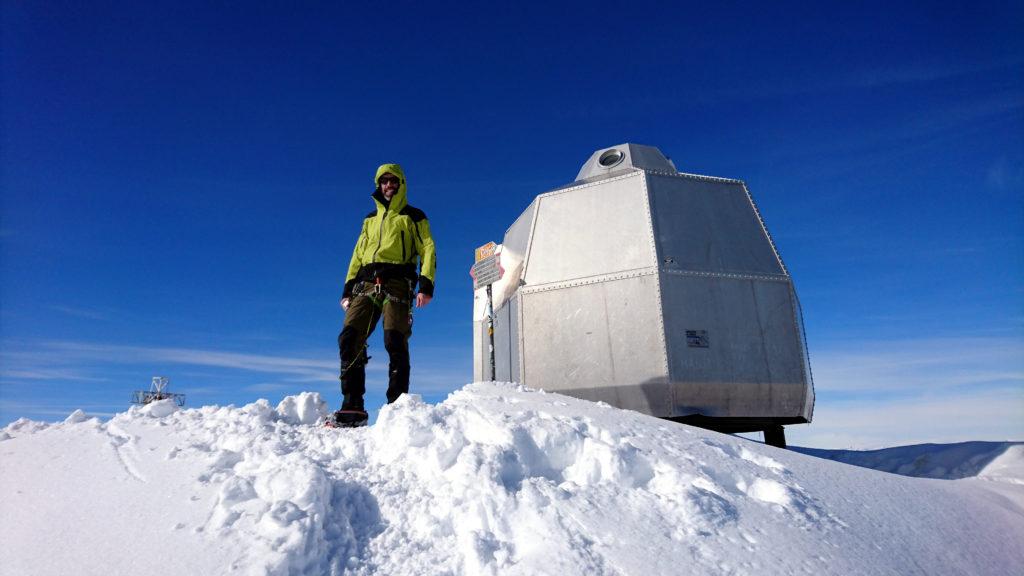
[46,305,110,321]
[811,58,1024,93]
[987,155,1024,190]
[591,59,1024,113]
[0,399,121,421]
[763,92,1024,181]
[789,388,1024,450]
[44,341,336,377]
[1,368,109,382]
[0,340,357,385]
[811,336,1023,393]
[243,383,298,393]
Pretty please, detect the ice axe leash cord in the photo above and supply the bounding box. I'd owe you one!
[338,280,381,390]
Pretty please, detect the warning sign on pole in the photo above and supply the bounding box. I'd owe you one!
[471,242,503,290]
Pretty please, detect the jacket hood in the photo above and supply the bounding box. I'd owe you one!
[373,163,408,212]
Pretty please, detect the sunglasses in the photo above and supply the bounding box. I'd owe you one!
[379,176,400,186]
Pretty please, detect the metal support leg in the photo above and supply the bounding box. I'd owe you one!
[764,425,787,449]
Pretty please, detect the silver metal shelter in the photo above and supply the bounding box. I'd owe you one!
[473,144,813,446]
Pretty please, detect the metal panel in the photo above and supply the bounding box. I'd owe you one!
[792,288,816,420]
[659,273,809,418]
[524,173,656,287]
[509,294,521,383]
[472,317,488,382]
[493,299,512,382]
[646,173,785,276]
[520,274,669,416]
[503,199,535,259]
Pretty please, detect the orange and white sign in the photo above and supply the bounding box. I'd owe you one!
[474,241,498,262]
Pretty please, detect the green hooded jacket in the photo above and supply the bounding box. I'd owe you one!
[343,163,437,298]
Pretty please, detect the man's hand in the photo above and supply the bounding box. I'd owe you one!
[340,297,350,311]
[416,293,432,308]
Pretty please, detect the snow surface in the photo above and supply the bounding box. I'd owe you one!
[978,444,1024,484]
[2,382,1023,576]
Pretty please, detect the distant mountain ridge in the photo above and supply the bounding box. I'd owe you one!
[791,441,1023,479]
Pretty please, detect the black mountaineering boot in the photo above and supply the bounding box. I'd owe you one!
[328,387,368,428]
[383,329,410,404]
[339,323,368,408]
[329,408,368,428]
[331,340,370,427]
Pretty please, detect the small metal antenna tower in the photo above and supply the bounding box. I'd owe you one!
[130,376,186,407]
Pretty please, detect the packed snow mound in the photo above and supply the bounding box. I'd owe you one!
[275,391,331,425]
[791,441,1024,480]
[2,383,1024,576]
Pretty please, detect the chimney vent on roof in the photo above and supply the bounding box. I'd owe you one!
[575,143,678,182]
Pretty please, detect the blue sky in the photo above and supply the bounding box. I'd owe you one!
[2,1,1021,448]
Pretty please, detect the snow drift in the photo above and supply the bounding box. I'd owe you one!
[2,383,1023,576]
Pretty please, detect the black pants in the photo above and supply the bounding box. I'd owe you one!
[337,279,412,410]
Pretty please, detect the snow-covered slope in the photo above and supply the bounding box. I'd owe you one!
[2,383,1023,576]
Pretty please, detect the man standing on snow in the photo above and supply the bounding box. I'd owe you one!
[333,164,437,427]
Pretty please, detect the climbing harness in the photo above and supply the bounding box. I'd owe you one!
[339,276,415,388]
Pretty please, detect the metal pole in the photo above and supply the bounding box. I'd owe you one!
[486,283,495,381]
